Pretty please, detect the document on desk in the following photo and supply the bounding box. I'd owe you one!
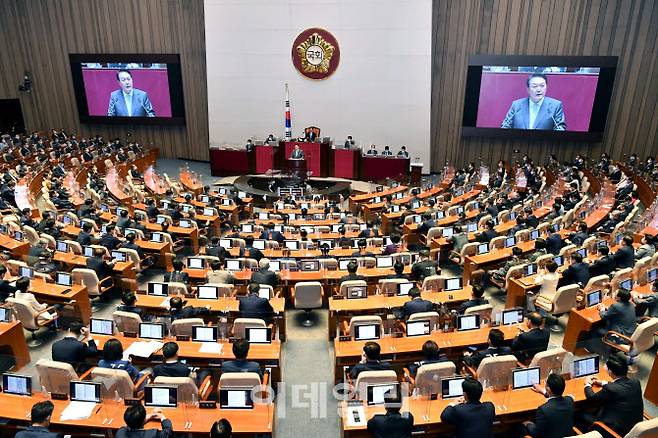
[122,341,164,360]
[160,297,171,308]
[345,406,366,427]
[199,342,223,354]
[59,401,97,421]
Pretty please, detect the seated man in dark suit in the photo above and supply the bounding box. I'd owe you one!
[349,341,391,380]
[145,198,160,219]
[475,220,497,244]
[116,291,149,320]
[545,230,563,255]
[463,328,512,369]
[407,340,448,377]
[352,238,375,257]
[169,296,210,322]
[583,354,643,437]
[395,287,433,319]
[251,258,280,287]
[77,222,98,246]
[86,247,116,281]
[367,391,414,438]
[525,373,574,438]
[525,207,539,228]
[238,282,274,324]
[511,312,549,363]
[410,250,437,281]
[598,288,637,339]
[336,227,352,248]
[568,221,589,246]
[589,245,616,277]
[100,224,122,251]
[339,260,366,284]
[152,341,191,379]
[51,322,97,373]
[440,377,495,438]
[385,261,407,279]
[0,264,17,302]
[260,222,284,243]
[418,213,436,235]
[560,252,590,287]
[457,285,488,314]
[613,235,636,269]
[121,232,145,259]
[16,401,59,438]
[116,404,172,438]
[239,236,264,262]
[163,259,190,284]
[222,339,262,377]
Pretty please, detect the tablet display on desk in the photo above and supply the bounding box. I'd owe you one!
[179,220,192,228]
[397,282,414,296]
[192,325,217,342]
[156,216,167,225]
[376,256,393,269]
[648,268,657,283]
[354,324,380,340]
[221,199,232,206]
[346,285,367,299]
[502,308,524,325]
[55,271,73,287]
[436,210,445,219]
[181,204,192,213]
[331,224,342,233]
[56,240,69,253]
[444,278,462,291]
[258,213,269,220]
[13,231,23,241]
[145,385,177,408]
[202,208,215,217]
[238,191,247,199]
[187,257,205,269]
[302,226,315,234]
[530,229,540,240]
[246,327,271,344]
[620,279,633,290]
[587,290,602,307]
[219,388,253,409]
[284,240,299,250]
[509,212,517,221]
[258,287,272,299]
[225,259,241,271]
[83,246,95,257]
[456,314,480,331]
[367,382,400,406]
[373,196,382,204]
[111,251,127,262]
[269,260,281,272]
[0,307,11,322]
[18,266,34,279]
[2,373,31,396]
[442,227,454,238]
[524,263,537,276]
[241,224,253,233]
[504,237,516,248]
[576,248,587,258]
[339,259,353,271]
[299,260,320,271]
[441,376,465,399]
[572,355,599,378]
[70,381,101,402]
[139,323,165,340]
[406,320,431,337]
[391,205,401,213]
[100,204,109,213]
[413,215,422,224]
[148,282,169,296]
[466,222,478,233]
[198,285,219,300]
[150,233,164,243]
[274,225,283,232]
[90,318,114,335]
[200,195,210,203]
[512,367,540,389]
[477,243,489,255]
[288,213,296,220]
[219,238,231,249]
[553,255,563,266]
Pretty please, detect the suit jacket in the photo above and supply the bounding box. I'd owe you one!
[15,426,59,438]
[613,246,635,269]
[367,411,414,438]
[163,271,190,284]
[525,396,574,438]
[222,359,262,376]
[440,400,496,438]
[239,246,264,261]
[465,346,513,368]
[561,262,590,286]
[411,260,437,281]
[600,301,637,336]
[206,270,234,285]
[349,360,391,380]
[589,255,616,277]
[290,149,305,159]
[51,336,97,368]
[635,243,656,260]
[457,298,489,315]
[585,377,643,436]
[511,327,549,362]
[526,214,540,228]
[260,230,285,243]
[115,419,173,438]
[152,361,190,379]
[251,269,279,287]
[339,273,366,284]
[545,233,563,255]
[85,257,114,280]
[238,294,274,323]
[500,96,566,130]
[398,298,434,319]
[170,305,210,321]
[107,89,155,117]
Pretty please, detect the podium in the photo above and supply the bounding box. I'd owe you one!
[285,158,307,179]
[282,141,331,177]
[332,148,361,179]
[410,162,423,185]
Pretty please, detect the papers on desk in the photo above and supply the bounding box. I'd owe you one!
[122,341,163,360]
[159,298,171,308]
[59,401,97,421]
[345,405,366,427]
[199,342,223,354]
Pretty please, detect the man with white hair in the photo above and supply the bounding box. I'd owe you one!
[251,258,279,287]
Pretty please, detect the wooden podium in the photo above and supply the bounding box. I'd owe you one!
[285,158,307,179]
[410,162,423,185]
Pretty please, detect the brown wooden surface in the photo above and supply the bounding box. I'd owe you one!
[430,0,658,170]
[0,322,31,370]
[29,279,92,324]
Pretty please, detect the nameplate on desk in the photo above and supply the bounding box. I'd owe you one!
[175,335,190,341]
[51,392,68,400]
[199,401,216,409]
[124,398,140,406]
[332,295,344,300]
[339,335,351,342]
[123,332,137,338]
[385,292,396,297]
[391,331,403,338]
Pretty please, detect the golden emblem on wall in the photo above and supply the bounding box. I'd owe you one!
[292,28,340,80]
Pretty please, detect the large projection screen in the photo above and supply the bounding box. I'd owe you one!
[204,0,432,170]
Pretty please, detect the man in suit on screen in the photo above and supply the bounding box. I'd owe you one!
[107,69,156,117]
[500,73,566,130]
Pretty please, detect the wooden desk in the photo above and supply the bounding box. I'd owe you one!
[28,279,92,324]
[463,240,538,283]
[0,322,31,369]
[0,392,274,437]
[134,294,288,341]
[561,297,616,352]
[0,234,30,258]
[53,251,137,292]
[340,373,608,436]
[327,288,471,340]
[333,324,521,383]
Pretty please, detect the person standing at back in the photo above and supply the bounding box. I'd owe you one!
[440,378,495,438]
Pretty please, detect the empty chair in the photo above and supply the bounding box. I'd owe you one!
[535,284,580,332]
[347,315,383,339]
[354,370,398,400]
[464,304,493,324]
[167,282,189,296]
[421,275,443,291]
[407,311,440,331]
[378,278,409,295]
[153,376,212,402]
[294,281,323,327]
[90,367,150,399]
[232,318,266,339]
[64,240,83,255]
[113,311,142,334]
[317,258,337,270]
[489,236,507,250]
[408,362,456,396]
[583,275,610,294]
[170,318,205,338]
[72,268,113,299]
[528,348,574,379]
[36,359,87,395]
[473,354,518,389]
[6,297,59,347]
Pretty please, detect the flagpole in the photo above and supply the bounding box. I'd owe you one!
[285,84,292,140]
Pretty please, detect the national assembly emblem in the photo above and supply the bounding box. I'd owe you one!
[292,28,340,80]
